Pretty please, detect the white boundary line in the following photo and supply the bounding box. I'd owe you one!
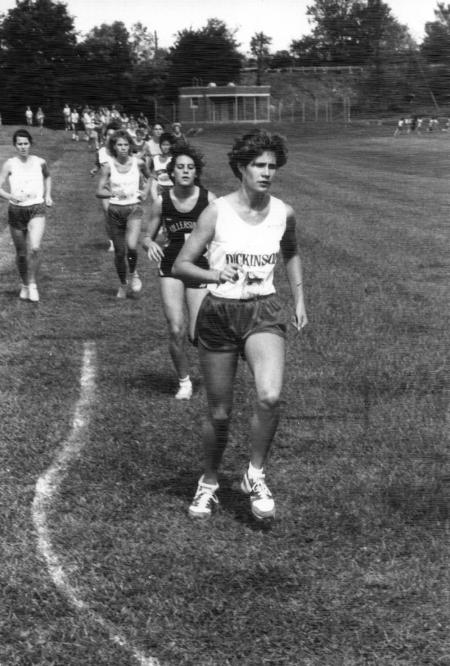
[32,341,160,666]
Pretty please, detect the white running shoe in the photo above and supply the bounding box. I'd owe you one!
[107,240,114,252]
[130,272,142,293]
[28,283,39,302]
[175,379,193,400]
[117,284,128,299]
[19,284,29,300]
[240,471,275,520]
[189,478,219,518]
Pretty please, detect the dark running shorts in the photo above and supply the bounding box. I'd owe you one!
[159,242,208,290]
[196,292,287,353]
[8,203,46,230]
[107,203,143,229]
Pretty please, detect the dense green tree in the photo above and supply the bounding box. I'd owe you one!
[421,3,450,62]
[250,32,272,85]
[76,22,133,107]
[269,50,295,69]
[305,0,356,64]
[419,4,450,105]
[130,22,156,64]
[165,18,242,101]
[0,0,77,122]
[130,58,169,119]
[290,34,323,65]
[292,0,409,66]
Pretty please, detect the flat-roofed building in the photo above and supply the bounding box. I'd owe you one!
[178,83,271,124]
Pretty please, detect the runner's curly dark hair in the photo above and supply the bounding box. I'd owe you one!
[228,129,287,179]
[107,130,135,157]
[13,129,33,145]
[167,143,205,184]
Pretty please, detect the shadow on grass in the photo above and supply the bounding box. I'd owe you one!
[124,371,203,397]
[383,476,450,523]
[143,470,274,532]
[124,370,176,395]
[81,240,112,252]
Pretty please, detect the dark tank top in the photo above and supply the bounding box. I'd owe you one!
[159,185,210,281]
[161,186,209,249]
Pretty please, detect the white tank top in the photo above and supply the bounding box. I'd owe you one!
[109,157,140,205]
[9,156,45,206]
[207,195,287,299]
[98,146,113,166]
[152,154,173,187]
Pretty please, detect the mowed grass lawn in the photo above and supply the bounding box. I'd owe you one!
[0,122,448,665]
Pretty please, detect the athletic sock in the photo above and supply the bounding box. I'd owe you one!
[127,249,138,274]
[179,375,191,384]
[248,462,264,481]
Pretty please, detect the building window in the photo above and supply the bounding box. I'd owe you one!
[190,97,199,109]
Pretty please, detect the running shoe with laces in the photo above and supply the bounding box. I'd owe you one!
[28,283,39,302]
[175,378,193,400]
[240,471,275,520]
[189,478,219,518]
[117,283,128,299]
[19,284,29,300]
[130,271,142,293]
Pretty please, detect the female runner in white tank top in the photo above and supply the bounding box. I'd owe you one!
[96,130,150,298]
[174,129,307,521]
[0,129,52,302]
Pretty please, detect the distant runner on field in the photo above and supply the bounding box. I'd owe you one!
[96,129,150,298]
[0,129,52,302]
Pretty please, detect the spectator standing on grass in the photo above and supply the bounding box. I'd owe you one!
[393,117,405,137]
[85,110,99,150]
[0,129,52,302]
[133,127,149,162]
[96,129,150,298]
[25,106,33,126]
[171,122,186,145]
[35,107,45,134]
[146,122,164,161]
[173,129,307,520]
[63,103,71,130]
[70,107,80,141]
[149,132,175,201]
[137,111,149,130]
[143,143,216,400]
[428,117,439,132]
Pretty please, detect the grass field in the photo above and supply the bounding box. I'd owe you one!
[0,122,449,666]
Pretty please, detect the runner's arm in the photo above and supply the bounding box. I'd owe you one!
[142,197,164,261]
[138,161,151,201]
[281,205,307,330]
[0,160,14,202]
[41,161,53,206]
[96,164,112,199]
[173,202,239,284]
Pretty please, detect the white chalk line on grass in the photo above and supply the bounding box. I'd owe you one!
[32,341,160,666]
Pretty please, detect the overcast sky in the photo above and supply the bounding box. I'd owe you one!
[0,0,438,52]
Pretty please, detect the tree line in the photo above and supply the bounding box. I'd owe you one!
[1,0,450,124]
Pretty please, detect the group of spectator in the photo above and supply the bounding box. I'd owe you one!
[62,104,167,147]
[393,114,450,136]
[25,106,45,134]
